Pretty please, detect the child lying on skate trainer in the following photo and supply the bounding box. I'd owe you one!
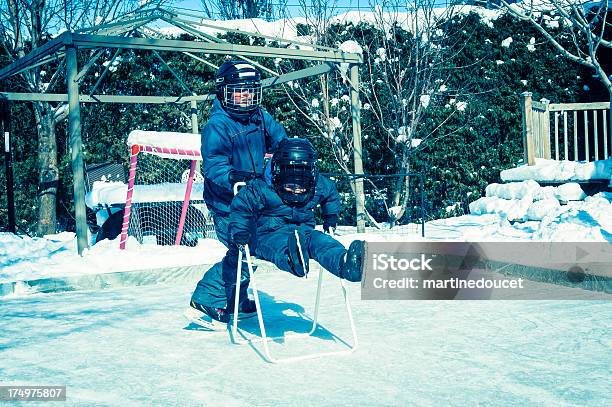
[188,138,364,327]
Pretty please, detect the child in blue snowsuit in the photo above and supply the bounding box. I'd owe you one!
[190,138,363,325]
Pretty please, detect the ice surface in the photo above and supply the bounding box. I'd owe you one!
[0,282,609,405]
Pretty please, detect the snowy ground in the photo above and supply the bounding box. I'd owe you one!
[1,277,610,406]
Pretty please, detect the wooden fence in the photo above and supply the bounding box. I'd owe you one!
[521,92,611,165]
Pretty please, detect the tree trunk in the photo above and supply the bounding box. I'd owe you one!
[389,149,411,226]
[33,102,59,236]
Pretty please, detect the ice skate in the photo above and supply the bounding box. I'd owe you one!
[340,240,365,282]
[184,300,230,331]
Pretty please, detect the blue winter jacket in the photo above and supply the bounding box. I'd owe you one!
[201,98,287,215]
[228,176,341,240]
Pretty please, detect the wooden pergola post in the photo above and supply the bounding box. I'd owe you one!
[521,92,535,166]
[349,64,365,233]
[66,44,88,255]
[540,98,551,159]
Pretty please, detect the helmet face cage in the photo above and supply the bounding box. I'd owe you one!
[271,138,318,207]
[215,62,263,114]
[272,161,317,207]
[223,82,262,114]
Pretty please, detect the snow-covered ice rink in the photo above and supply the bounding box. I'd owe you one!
[1,271,610,406]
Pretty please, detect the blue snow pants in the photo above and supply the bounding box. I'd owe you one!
[255,225,348,278]
[192,224,348,309]
[191,213,255,310]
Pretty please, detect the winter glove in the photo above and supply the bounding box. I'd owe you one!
[323,214,338,234]
[229,169,259,185]
[232,230,251,246]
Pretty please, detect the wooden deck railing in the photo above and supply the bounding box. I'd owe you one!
[521,92,611,165]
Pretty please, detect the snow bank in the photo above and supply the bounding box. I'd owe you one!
[485,180,540,200]
[485,180,587,202]
[468,173,611,239]
[465,191,611,240]
[469,196,518,216]
[525,198,560,221]
[473,180,591,222]
[534,195,612,241]
[501,158,612,184]
[0,232,227,284]
[469,196,534,221]
[555,182,587,202]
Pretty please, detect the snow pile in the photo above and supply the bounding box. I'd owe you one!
[501,158,612,184]
[525,198,561,221]
[534,193,612,241]
[555,182,587,202]
[485,180,540,200]
[469,196,535,222]
[471,180,596,222]
[486,180,586,203]
[127,130,201,153]
[469,177,611,240]
[0,233,76,282]
[338,40,363,55]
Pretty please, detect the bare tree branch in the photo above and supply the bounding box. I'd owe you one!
[500,0,611,93]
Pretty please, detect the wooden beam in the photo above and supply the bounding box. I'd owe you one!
[261,63,335,88]
[0,34,66,81]
[0,92,214,103]
[70,34,362,63]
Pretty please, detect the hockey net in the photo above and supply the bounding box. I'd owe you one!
[119,130,214,249]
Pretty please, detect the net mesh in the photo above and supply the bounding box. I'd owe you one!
[126,151,214,246]
[329,173,427,236]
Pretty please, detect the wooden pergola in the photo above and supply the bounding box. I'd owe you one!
[0,7,366,254]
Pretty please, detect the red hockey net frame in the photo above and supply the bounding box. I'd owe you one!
[119,143,202,249]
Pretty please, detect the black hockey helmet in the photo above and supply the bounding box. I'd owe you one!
[215,60,262,114]
[271,138,318,207]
